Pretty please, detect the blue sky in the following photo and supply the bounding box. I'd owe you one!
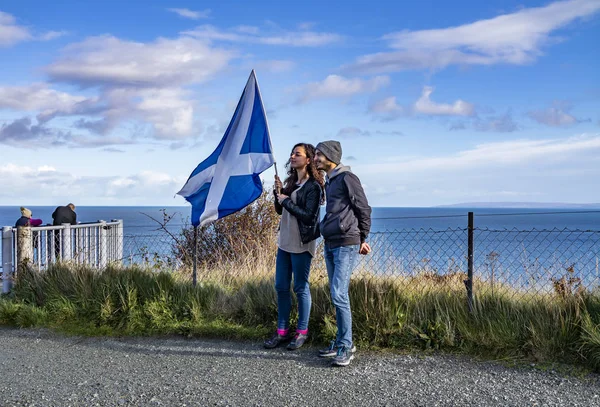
[0,0,599,207]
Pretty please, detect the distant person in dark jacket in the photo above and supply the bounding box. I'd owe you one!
[52,203,77,259]
[314,140,372,367]
[52,203,77,225]
[263,143,324,351]
[15,207,43,227]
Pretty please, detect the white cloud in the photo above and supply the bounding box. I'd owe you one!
[138,170,175,185]
[46,35,235,88]
[354,133,600,205]
[414,86,474,116]
[1,163,37,176]
[133,88,195,138]
[358,134,600,175]
[298,22,317,31]
[369,96,406,120]
[102,170,184,199]
[235,25,260,34]
[167,8,211,20]
[73,118,112,134]
[0,117,54,143]
[375,130,405,137]
[448,112,521,132]
[336,127,371,138]
[337,127,404,140]
[449,122,468,131]
[0,163,79,202]
[0,116,137,148]
[0,12,68,46]
[299,75,390,103]
[0,163,186,205]
[336,127,406,138]
[528,105,584,127]
[0,11,32,46]
[254,59,295,73]
[18,34,239,142]
[1,20,340,146]
[0,83,93,121]
[346,0,600,73]
[102,147,125,153]
[184,24,343,47]
[109,177,135,188]
[39,30,68,41]
[473,112,520,132]
[68,135,134,148]
[94,87,196,139]
[0,83,196,140]
[370,87,474,120]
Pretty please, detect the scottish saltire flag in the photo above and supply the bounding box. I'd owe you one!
[177,70,275,227]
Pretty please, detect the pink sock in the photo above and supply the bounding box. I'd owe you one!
[277,328,288,336]
[297,329,308,335]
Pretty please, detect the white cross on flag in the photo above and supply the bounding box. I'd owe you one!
[177,70,275,227]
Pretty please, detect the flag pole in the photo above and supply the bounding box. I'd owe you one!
[192,225,198,287]
[252,69,280,193]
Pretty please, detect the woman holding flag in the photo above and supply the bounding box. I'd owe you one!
[264,143,324,350]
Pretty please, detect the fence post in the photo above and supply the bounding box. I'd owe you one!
[17,226,34,275]
[2,226,14,294]
[114,219,123,266]
[465,212,474,313]
[99,220,107,268]
[62,223,72,261]
[193,225,198,287]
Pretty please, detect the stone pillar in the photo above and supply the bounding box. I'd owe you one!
[17,226,33,272]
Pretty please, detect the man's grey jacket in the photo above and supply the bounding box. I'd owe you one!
[320,165,371,248]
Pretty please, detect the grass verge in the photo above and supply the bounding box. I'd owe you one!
[2,263,600,372]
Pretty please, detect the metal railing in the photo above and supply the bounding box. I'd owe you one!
[1,220,123,293]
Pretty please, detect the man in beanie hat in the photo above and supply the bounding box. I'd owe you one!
[15,207,43,227]
[315,140,342,166]
[314,140,371,367]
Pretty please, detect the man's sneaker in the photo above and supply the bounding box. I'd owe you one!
[287,333,308,350]
[318,340,356,358]
[331,345,355,367]
[263,331,293,349]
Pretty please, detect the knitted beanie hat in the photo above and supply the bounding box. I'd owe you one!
[315,140,342,165]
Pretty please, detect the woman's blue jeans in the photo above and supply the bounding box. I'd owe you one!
[275,248,313,331]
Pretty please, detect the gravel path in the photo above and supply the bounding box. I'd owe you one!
[1,327,599,407]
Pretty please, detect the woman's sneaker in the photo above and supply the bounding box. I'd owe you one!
[331,345,355,367]
[318,340,356,358]
[286,333,308,350]
[263,331,293,349]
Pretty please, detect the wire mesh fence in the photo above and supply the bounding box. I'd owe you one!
[4,211,600,302]
[475,227,600,298]
[110,223,600,300]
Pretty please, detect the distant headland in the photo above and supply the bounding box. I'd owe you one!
[435,202,600,209]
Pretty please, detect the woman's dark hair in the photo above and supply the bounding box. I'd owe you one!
[282,143,325,201]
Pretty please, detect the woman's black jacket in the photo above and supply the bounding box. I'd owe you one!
[274,178,322,244]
